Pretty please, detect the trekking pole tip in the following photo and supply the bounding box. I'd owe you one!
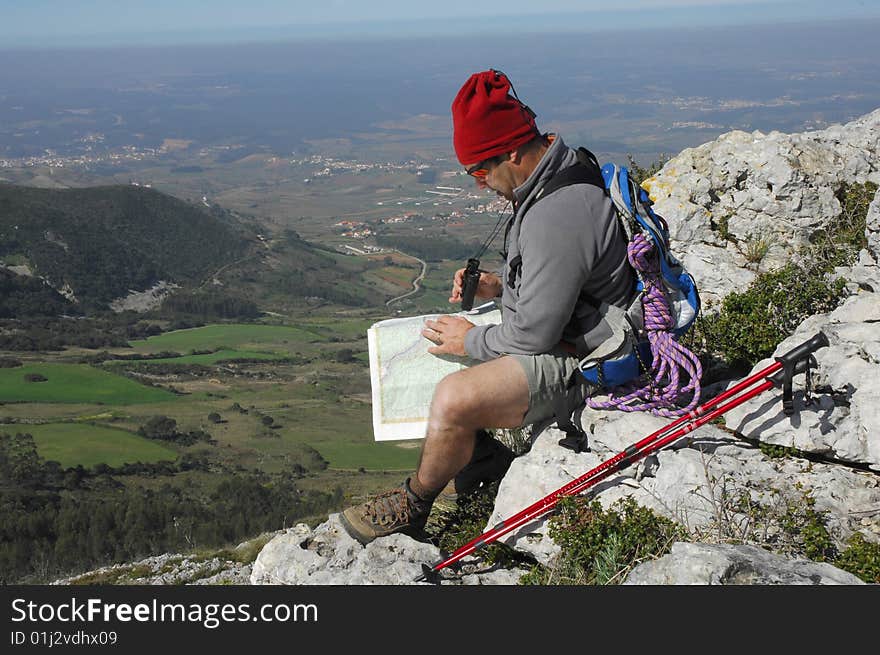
[413,563,440,584]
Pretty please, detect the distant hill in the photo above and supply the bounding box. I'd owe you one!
[0,184,250,311]
[0,183,388,319]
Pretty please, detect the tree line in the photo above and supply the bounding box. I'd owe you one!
[0,432,342,583]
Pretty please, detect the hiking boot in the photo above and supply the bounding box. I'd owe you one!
[440,433,515,501]
[339,478,432,545]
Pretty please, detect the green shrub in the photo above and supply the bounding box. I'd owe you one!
[834,533,880,583]
[741,231,774,269]
[758,442,803,460]
[520,496,686,585]
[714,213,733,242]
[431,484,523,569]
[700,473,836,562]
[695,263,845,369]
[626,154,670,185]
[810,181,877,270]
[779,491,836,562]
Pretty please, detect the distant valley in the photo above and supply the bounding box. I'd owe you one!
[1,16,879,584]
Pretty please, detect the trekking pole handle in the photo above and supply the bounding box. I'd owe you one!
[775,332,829,368]
[769,354,814,385]
[773,331,829,416]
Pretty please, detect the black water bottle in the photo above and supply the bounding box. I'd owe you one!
[460,258,481,311]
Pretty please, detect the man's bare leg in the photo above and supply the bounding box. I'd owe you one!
[339,355,529,544]
[414,355,529,493]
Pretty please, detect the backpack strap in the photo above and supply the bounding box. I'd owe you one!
[504,148,605,291]
[534,147,605,202]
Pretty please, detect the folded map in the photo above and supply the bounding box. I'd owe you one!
[367,302,501,441]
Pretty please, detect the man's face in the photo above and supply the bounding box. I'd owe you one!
[466,153,515,201]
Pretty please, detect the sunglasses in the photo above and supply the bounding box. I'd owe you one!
[466,161,490,179]
[465,154,506,179]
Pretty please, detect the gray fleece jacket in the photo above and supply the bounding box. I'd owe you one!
[464,135,635,361]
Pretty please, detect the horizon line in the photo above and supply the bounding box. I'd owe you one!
[3,6,879,51]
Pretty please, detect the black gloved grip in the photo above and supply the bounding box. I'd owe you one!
[460,258,481,311]
[774,332,829,416]
[775,332,829,367]
[769,356,815,385]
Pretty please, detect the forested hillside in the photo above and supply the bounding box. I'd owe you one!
[0,184,250,310]
[0,184,393,332]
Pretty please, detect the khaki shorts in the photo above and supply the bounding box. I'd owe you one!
[509,347,594,427]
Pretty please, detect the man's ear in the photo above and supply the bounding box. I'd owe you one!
[507,148,522,164]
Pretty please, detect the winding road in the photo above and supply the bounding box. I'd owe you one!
[386,250,427,306]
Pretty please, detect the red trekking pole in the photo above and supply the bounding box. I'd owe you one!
[415,332,829,582]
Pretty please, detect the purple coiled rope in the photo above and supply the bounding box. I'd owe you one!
[587,232,702,417]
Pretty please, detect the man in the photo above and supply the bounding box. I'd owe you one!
[339,69,635,545]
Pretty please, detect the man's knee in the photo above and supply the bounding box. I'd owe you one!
[430,372,480,426]
[429,358,531,429]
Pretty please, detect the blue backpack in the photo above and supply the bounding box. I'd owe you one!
[534,147,702,429]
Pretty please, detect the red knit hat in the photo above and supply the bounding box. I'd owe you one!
[451,69,538,166]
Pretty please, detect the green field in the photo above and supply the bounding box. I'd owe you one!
[2,319,422,516]
[107,349,286,366]
[0,364,176,404]
[129,324,323,355]
[26,423,179,468]
[297,316,377,340]
[365,265,417,290]
[311,439,421,471]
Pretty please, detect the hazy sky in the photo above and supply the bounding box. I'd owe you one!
[2,0,878,47]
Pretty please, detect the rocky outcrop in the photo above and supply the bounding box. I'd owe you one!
[109,280,179,313]
[479,177,880,582]
[53,553,253,586]
[51,532,280,585]
[868,191,880,261]
[643,109,880,306]
[252,297,880,584]
[489,396,880,569]
[725,293,880,471]
[834,188,880,294]
[622,542,864,585]
[250,515,525,585]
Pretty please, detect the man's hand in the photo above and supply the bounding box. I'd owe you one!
[422,315,475,357]
[449,269,502,304]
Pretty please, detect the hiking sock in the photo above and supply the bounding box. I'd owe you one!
[406,476,440,510]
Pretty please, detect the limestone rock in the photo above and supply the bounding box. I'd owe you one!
[622,542,864,585]
[250,514,526,585]
[834,187,880,293]
[725,292,880,471]
[642,109,880,305]
[109,280,180,313]
[868,188,880,262]
[486,411,673,566]
[53,553,253,585]
[490,402,880,566]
